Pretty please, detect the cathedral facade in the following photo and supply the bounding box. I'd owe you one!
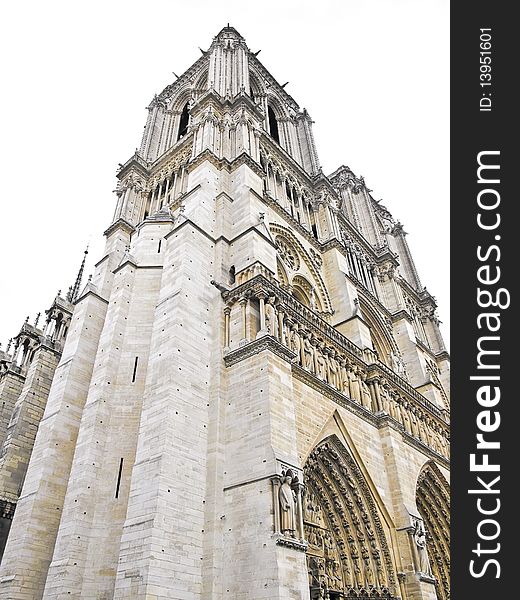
[0,26,450,600]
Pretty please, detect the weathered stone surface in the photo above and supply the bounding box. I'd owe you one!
[0,26,449,600]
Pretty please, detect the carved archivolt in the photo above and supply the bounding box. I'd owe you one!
[357,294,400,369]
[304,436,398,599]
[270,224,333,314]
[416,462,450,600]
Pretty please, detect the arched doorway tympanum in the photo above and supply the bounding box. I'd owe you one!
[303,437,399,600]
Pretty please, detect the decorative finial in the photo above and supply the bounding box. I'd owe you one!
[34,312,41,328]
[67,245,89,303]
[7,338,13,353]
[24,315,29,324]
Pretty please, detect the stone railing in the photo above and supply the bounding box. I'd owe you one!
[221,274,449,461]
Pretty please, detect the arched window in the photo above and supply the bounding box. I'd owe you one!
[268,105,280,144]
[177,102,190,141]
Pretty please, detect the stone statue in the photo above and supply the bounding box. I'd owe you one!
[315,342,327,380]
[379,378,391,413]
[327,349,340,389]
[302,333,315,372]
[359,372,372,410]
[413,520,432,575]
[289,323,302,364]
[389,350,407,379]
[348,365,361,403]
[279,472,297,536]
[265,296,278,337]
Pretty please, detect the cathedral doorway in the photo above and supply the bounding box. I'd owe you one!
[303,436,399,600]
[416,462,450,600]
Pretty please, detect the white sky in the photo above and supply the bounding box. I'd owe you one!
[0,0,449,351]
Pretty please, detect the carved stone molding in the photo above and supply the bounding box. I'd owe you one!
[274,535,308,552]
[304,436,399,599]
[223,335,296,366]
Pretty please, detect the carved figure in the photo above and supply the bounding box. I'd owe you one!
[289,323,302,364]
[315,342,327,380]
[414,520,432,576]
[303,333,315,372]
[279,472,297,536]
[265,296,278,337]
[327,349,340,389]
[359,372,372,410]
[348,365,361,403]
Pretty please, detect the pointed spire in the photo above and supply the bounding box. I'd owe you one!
[67,245,89,303]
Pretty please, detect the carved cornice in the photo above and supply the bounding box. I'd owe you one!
[190,88,265,123]
[222,275,365,362]
[186,148,265,179]
[401,427,450,469]
[366,362,445,422]
[116,151,150,180]
[434,350,450,362]
[292,364,379,427]
[103,218,136,238]
[223,335,296,366]
[274,535,308,552]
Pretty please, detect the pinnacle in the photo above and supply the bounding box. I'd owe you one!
[214,24,246,43]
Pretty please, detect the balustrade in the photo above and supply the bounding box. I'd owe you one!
[222,274,449,460]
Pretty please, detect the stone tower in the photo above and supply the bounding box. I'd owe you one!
[0,249,88,562]
[0,26,450,600]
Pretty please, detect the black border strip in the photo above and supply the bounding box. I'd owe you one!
[451,4,515,599]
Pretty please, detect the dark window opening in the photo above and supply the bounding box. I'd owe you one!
[229,265,236,284]
[312,224,318,238]
[158,239,162,253]
[268,106,280,144]
[177,103,190,141]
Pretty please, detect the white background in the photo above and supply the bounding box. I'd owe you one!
[0,0,449,351]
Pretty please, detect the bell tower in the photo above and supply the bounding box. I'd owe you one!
[0,26,449,600]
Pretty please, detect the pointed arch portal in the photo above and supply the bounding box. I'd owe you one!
[416,462,450,600]
[303,436,399,600]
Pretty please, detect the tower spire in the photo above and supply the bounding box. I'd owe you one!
[67,245,89,303]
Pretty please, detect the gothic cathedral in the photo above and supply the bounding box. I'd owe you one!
[0,26,450,600]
